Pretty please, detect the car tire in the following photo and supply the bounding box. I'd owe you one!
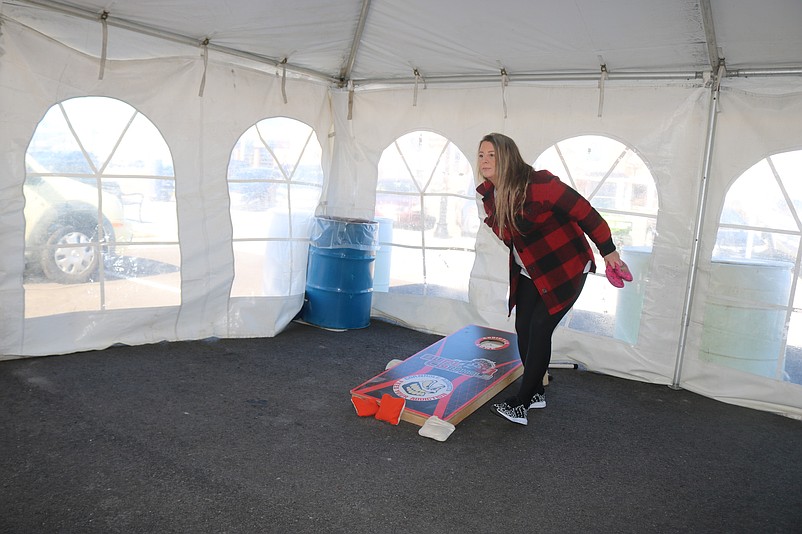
[40,224,100,284]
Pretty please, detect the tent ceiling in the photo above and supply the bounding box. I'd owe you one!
[6,0,802,85]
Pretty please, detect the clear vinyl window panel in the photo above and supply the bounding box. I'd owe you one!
[706,150,802,385]
[228,117,324,297]
[23,97,179,318]
[535,135,659,343]
[374,131,477,301]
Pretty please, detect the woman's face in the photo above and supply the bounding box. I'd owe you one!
[478,140,497,185]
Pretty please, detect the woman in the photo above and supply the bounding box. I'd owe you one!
[476,133,622,426]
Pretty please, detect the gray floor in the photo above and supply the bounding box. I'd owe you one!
[1,319,801,533]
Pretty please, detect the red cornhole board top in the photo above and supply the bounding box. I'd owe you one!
[350,324,522,426]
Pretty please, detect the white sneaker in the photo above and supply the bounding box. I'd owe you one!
[528,393,546,409]
[491,400,528,425]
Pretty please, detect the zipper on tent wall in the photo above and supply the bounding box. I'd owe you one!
[671,62,725,389]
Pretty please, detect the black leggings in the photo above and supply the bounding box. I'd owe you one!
[513,272,587,405]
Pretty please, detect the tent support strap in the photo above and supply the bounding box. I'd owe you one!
[671,72,722,389]
[98,10,109,80]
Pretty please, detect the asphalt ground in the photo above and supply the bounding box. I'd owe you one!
[2,320,801,533]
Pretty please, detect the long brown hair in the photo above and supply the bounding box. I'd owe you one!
[478,133,532,237]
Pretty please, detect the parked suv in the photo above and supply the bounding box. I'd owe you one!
[24,176,133,284]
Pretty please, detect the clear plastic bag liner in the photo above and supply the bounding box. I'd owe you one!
[309,216,379,251]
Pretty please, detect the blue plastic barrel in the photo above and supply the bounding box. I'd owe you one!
[302,216,379,329]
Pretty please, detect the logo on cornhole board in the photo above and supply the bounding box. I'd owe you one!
[393,374,453,401]
[351,324,523,426]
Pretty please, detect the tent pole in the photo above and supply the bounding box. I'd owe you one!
[699,0,719,74]
[338,0,372,85]
[728,67,802,77]
[670,69,722,389]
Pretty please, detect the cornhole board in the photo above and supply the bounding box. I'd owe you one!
[350,324,522,426]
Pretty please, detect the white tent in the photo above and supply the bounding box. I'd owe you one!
[2,0,802,418]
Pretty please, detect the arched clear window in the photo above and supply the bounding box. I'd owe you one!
[374,131,477,301]
[24,97,179,317]
[535,135,658,342]
[228,117,324,297]
[705,149,802,384]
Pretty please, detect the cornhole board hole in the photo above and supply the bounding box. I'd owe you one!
[351,324,522,426]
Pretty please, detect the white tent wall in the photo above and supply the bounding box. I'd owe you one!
[335,83,709,385]
[681,85,802,416]
[2,8,802,418]
[0,20,333,355]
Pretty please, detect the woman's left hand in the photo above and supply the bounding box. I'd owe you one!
[603,250,622,268]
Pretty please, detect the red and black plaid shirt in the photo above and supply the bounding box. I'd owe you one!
[477,169,616,315]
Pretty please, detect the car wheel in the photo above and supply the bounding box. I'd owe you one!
[40,225,100,284]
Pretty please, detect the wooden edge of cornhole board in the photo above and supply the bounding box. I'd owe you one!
[350,324,523,427]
